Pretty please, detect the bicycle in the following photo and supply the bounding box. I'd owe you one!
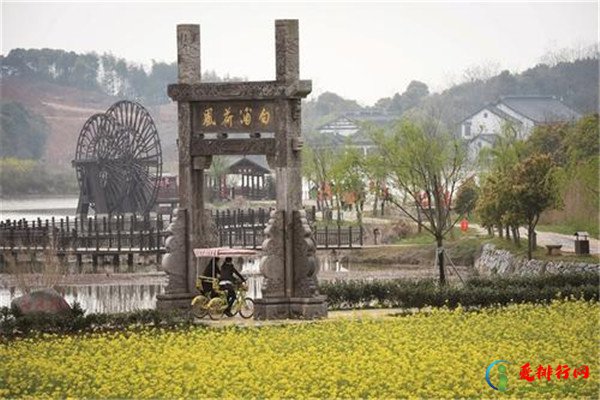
[191,276,254,320]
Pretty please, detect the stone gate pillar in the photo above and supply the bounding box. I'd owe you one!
[254,20,326,319]
[156,25,216,310]
[158,20,327,319]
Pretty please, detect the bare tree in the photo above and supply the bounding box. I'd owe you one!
[369,114,467,285]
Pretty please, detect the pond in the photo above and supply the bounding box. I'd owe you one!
[0,196,79,220]
[0,264,265,314]
[0,254,470,314]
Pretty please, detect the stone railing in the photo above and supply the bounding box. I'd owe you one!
[475,244,599,276]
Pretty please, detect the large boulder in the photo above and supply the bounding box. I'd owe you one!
[11,288,71,315]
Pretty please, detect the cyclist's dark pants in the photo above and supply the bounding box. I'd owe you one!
[220,283,235,312]
[202,282,213,296]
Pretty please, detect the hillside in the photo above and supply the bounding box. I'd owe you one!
[302,58,598,130]
[0,77,178,167]
[421,58,599,125]
[1,48,597,168]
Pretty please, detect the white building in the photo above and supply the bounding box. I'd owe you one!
[314,110,397,156]
[460,96,581,160]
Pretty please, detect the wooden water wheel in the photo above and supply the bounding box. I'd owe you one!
[73,101,162,215]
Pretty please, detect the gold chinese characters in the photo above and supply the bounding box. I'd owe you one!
[222,107,233,128]
[201,105,272,129]
[259,107,271,125]
[202,107,217,127]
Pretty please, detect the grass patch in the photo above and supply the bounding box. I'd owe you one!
[347,237,482,267]
[393,226,480,245]
[313,219,361,228]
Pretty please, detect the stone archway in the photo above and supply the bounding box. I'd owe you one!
[157,20,326,319]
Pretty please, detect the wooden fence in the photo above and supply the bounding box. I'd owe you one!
[217,225,363,249]
[0,214,170,271]
[0,206,357,270]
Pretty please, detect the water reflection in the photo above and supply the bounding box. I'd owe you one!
[0,277,264,315]
[241,258,263,299]
[0,284,166,314]
[0,196,78,220]
[0,253,354,314]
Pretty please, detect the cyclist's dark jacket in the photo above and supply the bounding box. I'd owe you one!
[201,260,220,295]
[220,261,245,282]
[202,260,220,278]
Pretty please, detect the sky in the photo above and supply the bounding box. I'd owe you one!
[1,1,598,106]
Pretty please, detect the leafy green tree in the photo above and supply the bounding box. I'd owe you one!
[364,150,389,217]
[454,177,479,217]
[0,102,48,159]
[370,117,467,285]
[512,154,562,259]
[301,137,341,217]
[565,114,599,163]
[146,61,177,104]
[71,53,99,90]
[207,156,230,199]
[525,123,569,166]
[0,158,77,195]
[478,121,525,172]
[521,114,598,234]
[330,146,367,224]
[387,80,429,115]
[477,122,527,239]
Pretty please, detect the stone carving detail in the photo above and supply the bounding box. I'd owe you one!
[293,210,319,297]
[266,153,277,170]
[161,208,188,294]
[191,138,277,156]
[291,99,302,121]
[275,20,299,81]
[200,210,218,249]
[178,103,192,165]
[259,210,285,297]
[168,81,311,101]
[167,80,312,101]
[177,25,200,84]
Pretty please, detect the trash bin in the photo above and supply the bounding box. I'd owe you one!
[574,231,590,255]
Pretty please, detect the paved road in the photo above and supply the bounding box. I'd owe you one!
[525,229,599,255]
[471,224,599,255]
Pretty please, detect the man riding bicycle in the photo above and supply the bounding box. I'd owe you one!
[219,257,246,316]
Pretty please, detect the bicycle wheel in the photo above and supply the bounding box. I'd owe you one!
[208,297,226,320]
[238,297,255,319]
[191,295,209,319]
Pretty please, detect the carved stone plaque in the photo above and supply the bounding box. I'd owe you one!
[191,101,276,134]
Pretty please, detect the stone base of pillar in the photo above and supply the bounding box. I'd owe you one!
[254,296,327,320]
[156,292,195,311]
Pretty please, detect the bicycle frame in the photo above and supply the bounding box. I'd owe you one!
[191,277,252,318]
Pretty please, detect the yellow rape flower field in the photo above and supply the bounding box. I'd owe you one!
[1,300,598,399]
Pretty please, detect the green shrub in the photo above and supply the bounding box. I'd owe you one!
[0,302,196,340]
[319,271,599,310]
